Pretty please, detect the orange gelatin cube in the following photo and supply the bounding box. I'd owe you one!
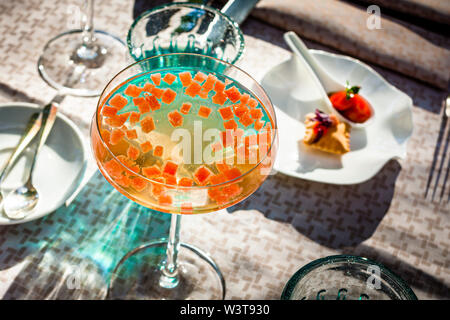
[185,81,202,97]
[179,71,192,87]
[151,73,161,86]
[102,106,118,117]
[164,175,177,186]
[214,80,225,92]
[224,167,242,181]
[180,102,192,115]
[218,106,234,120]
[162,160,178,176]
[105,112,129,127]
[168,110,183,127]
[154,145,164,157]
[104,159,124,179]
[223,119,238,131]
[209,173,227,185]
[126,129,138,140]
[140,141,152,153]
[212,91,227,105]
[248,98,258,108]
[194,165,213,185]
[151,177,165,196]
[133,97,150,114]
[222,184,242,197]
[233,104,248,118]
[178,177,193,187]
[131,176,147,191]
[221,130,234,147]
[140,116,155,133]
[142,165,161,178]
[110,94,128,109]
[240,93,250,105]
[158,194,172,206]
[163,73,176,85]
[151,87,164,99]
[145,94,161,111]
[193,71,207,83]
[238,112,254,127]
[143,83,155,92]
[254,119,264,131]
[215,162,230,173]
[162,88,177,104]
[198,105,212,118]
[127,145,140,160]
[115,174,131,188]
[202,74,217,91]
[250,108,263,120]
[125,84,142,98]
[224,86,241,103]
[129,112,141,126]
[110,129,125,145]
[211,141,223,152]
[198,89,209,99]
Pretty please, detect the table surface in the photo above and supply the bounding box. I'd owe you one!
[0,0,448,300]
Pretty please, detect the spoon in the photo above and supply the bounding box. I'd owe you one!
[3,100,58,219]
[283,31,374,128]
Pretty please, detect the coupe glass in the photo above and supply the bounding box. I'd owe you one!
[90,53,277,299]
[281,255,417,300]
[127,2,245,65]
[37,0,127,96]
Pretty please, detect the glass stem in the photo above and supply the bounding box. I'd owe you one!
[160,214,181,287]
[81,0,95,46]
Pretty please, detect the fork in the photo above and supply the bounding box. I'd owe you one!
[425,94,450,202]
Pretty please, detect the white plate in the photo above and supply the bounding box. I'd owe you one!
[262,50,413,185]
[0,103,87,225]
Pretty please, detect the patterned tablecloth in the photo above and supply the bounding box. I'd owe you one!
[0,0,448,300]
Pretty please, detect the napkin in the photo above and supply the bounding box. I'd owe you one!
[252,0,450,90]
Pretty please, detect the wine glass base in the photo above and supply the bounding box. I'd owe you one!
[106,240,226,300]
[37,29,127,97]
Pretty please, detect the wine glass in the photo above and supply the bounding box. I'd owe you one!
[90,53,277,299]
[37,0,127,97]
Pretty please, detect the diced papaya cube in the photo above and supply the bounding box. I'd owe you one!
[163,73,176,85]
[154,145,164,157]
[140,141,153,153]
[145,94,161,111]
[224,167,242,181]
[209,173,227,185]
[221,130,234,147]
[180,202,193,214]
[212,91,227,105]
[248,98,258,108]
[222,184,242,197]
[185,81,202,97]
[151,73,161,86]
[215,162,230,173]
[151,177,165,197]
[223,119,238,131]
[126,129,138,140]
[238,112,254,127]
[129,112,141,126]
[100,130,111,145]
[162,88,177,104]
[162,160,178,176]
[193,165,213,185]
[133,97,150,114]
[143,83,155,92]
[110,129,125,145]
[250,108,263,120]
[102,106,118,117]
[233,104,248,118]
[193,71,207,83]
[198,88,209,99]
[214,80,225,92]
[168,110,183,127]
[116,155,134,167]
[125,84,142,98]
[178,177,193,187]
[202,74,217,91]
[158,194,172,206]
[142,165,161,178]
[180,102,192,115]
[254,119,265,131]
[240,93,250,105]
[104,159,123,179]
[115,174,131,188]
[179,71,192,87]
[164,175,177,186]
[127,145,140,160]
[151,87,164,99]
[105,112,130,127]
[140,116,155,133]
[211,141,223,152]
[198,105,212,118]
[218,106,234,120]
[110,94,128,109]
[224,86,241,103]
[130,176,147,191]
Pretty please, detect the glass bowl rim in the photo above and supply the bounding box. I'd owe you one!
[94,52,278,190]
[280,254,418,300]
[126,2,246,65]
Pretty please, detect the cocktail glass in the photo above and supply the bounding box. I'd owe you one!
[90,53,277,299]
[37,0,127,96]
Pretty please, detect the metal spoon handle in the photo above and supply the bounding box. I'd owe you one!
[0,112,42,184]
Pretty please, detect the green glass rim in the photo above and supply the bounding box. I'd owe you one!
[126,2,246,65]
[280,255,418,300]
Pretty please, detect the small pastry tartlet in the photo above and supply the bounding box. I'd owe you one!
[303,109,351,155]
